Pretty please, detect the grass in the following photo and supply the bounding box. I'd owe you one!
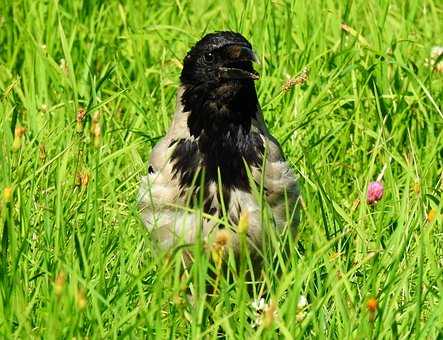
[1,0,442,338]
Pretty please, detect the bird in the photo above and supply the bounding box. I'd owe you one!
[139,31,299,265]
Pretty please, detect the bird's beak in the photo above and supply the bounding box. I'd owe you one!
[219,67,260,81]
[226,45,259,63]
[219,45,260,81]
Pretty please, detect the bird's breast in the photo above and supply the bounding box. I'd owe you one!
[169,129,264,207]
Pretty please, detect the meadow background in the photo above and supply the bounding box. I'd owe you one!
[1,0,442,338]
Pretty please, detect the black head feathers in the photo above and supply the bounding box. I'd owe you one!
[180,31,259,86]
[179,31,260,137]
[172,31,264,194]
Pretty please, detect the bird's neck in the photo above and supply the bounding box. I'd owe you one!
[181,81,259,138]
[176,82,264,189]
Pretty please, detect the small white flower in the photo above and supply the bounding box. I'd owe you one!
[251,298,266,312]
[426,46,443,73]
[431,46,443,59]
[251,298,278,328]
[297,295,308,309]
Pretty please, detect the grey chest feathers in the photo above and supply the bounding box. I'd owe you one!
[138,114,299,252]
[169,127,264,214]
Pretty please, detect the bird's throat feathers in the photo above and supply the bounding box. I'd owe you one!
[171,83,264,193]
[182,81,259,137]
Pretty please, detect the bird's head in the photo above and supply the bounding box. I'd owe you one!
[180,31,259,86]
[180,32,260,137]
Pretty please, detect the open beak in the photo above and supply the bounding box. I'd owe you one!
[219,67,259,80]
[219,45,260,81]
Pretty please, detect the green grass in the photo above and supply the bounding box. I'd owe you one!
[1,0,442,338]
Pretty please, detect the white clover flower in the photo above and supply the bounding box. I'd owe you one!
[251,298,266,312]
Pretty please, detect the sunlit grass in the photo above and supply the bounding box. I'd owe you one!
[0,0,442,338]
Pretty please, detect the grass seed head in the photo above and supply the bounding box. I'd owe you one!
[77,107,86,122]
[76,107,86,132]
[12,137,21,152]
[215,229,230,248]
[296,311,306,322]
[427,208,437,223]
[413,179,420,194]
[76,170,90,188]
[40,103,48,112]
[351,198,360,212]
[76,288,87,311]
[91,112,102,147]
[367,297,378,313]
[14,126,26,138]
[282,67,309,92]
[54,272,65,297]
[12,126,26,152]
[237,211,249,234]
[263,300,277,328]
[211,229,231,267]
[59,58,68,74]
[3,187,13,203]
[39,144,46,161]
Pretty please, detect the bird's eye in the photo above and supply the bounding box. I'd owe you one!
[203,52,215,63]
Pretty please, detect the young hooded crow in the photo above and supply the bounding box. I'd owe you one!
[139,31,299,266]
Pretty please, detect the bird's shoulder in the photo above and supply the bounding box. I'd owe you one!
[251,114,285,162]
[250,114,298,193]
